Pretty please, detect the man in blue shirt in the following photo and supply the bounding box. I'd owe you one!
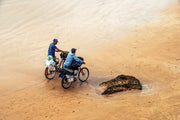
[48,38,66,59]
[64,48,85,70]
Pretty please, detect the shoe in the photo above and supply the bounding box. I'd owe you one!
[74,77,78,81]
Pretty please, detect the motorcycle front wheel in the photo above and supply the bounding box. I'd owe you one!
[44,65,56,80]
[78,67,89,82]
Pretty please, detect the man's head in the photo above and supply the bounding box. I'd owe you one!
[71,48,77,54]
[53,38,58,45]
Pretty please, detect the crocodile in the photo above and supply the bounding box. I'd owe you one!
[100,75,142,95]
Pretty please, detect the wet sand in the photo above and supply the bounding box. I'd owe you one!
[0,0,180,120]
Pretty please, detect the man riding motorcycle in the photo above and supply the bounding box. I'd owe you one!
[64,48,85,70]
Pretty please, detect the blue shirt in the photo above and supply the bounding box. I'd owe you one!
[64,52,84,68]
[48,43,57,58]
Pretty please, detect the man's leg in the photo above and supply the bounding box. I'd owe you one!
[68,62,79,70]
[68,57,84,70]
[53,57,57,65]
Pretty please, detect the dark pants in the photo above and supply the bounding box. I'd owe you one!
[68,57,84,70]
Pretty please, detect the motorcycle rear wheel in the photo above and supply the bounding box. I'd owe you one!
[61,76,72,89]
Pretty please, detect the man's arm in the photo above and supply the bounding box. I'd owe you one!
[56,48,66,53]
[73,55,84,64]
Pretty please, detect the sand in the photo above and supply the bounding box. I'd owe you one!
[0,0,180,120]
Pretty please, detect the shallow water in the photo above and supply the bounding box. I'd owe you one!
[0,0,177,60]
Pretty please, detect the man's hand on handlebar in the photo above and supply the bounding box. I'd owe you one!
[63,51,67,53]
